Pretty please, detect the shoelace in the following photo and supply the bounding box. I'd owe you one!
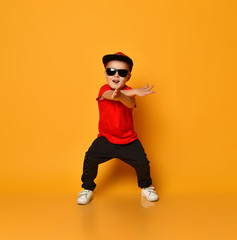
[78,190,91,197]
[144,186,156,194]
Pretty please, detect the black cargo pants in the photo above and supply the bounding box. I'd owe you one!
[81,136,152,191]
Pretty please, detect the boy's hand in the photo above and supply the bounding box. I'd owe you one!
[111,86,135,108]
[111,87,121,100]
[135,84,156,97]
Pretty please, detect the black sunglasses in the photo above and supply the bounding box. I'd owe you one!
[106,68,129,78]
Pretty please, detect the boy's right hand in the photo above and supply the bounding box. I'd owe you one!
[111,87,121,100]
[134,84,156,97]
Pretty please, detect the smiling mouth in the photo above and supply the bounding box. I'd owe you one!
[112,80,120,84]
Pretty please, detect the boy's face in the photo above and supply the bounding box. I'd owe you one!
[104,60,131,90]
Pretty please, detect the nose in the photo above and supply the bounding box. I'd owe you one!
[114,71,119,77]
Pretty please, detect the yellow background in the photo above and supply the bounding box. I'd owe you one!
[1,0,237,239]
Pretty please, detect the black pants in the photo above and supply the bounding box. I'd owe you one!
[81,136,152,191]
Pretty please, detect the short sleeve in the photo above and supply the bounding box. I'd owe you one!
[96,84,112,101]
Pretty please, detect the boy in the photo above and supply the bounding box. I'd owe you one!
[77,52,158,205]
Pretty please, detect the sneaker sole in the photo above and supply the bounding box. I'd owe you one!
[77,196,94,205]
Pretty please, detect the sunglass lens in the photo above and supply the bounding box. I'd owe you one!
[118,70,129,77]
[106,68,116,76]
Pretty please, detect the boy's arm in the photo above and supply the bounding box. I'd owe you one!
[121,84,156,97]
[100,84,156,108]
[101,90,136,108]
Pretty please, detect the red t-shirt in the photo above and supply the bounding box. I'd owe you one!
[96,84,138,145]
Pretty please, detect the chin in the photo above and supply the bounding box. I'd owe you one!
[108,84,117,89]
[108,84,116,89]
[108,82,125,90]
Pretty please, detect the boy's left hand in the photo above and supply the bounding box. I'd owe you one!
[135,84,156,97]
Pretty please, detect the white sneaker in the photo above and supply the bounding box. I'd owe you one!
[77,189,94,205]
[141,186,159,202]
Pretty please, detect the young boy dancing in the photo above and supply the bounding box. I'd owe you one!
[77,52,158,204]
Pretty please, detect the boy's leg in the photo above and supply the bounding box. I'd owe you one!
[116,139,152,188]
[81,136,114,191]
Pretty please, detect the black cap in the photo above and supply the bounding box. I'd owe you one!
[102,52,133,71]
